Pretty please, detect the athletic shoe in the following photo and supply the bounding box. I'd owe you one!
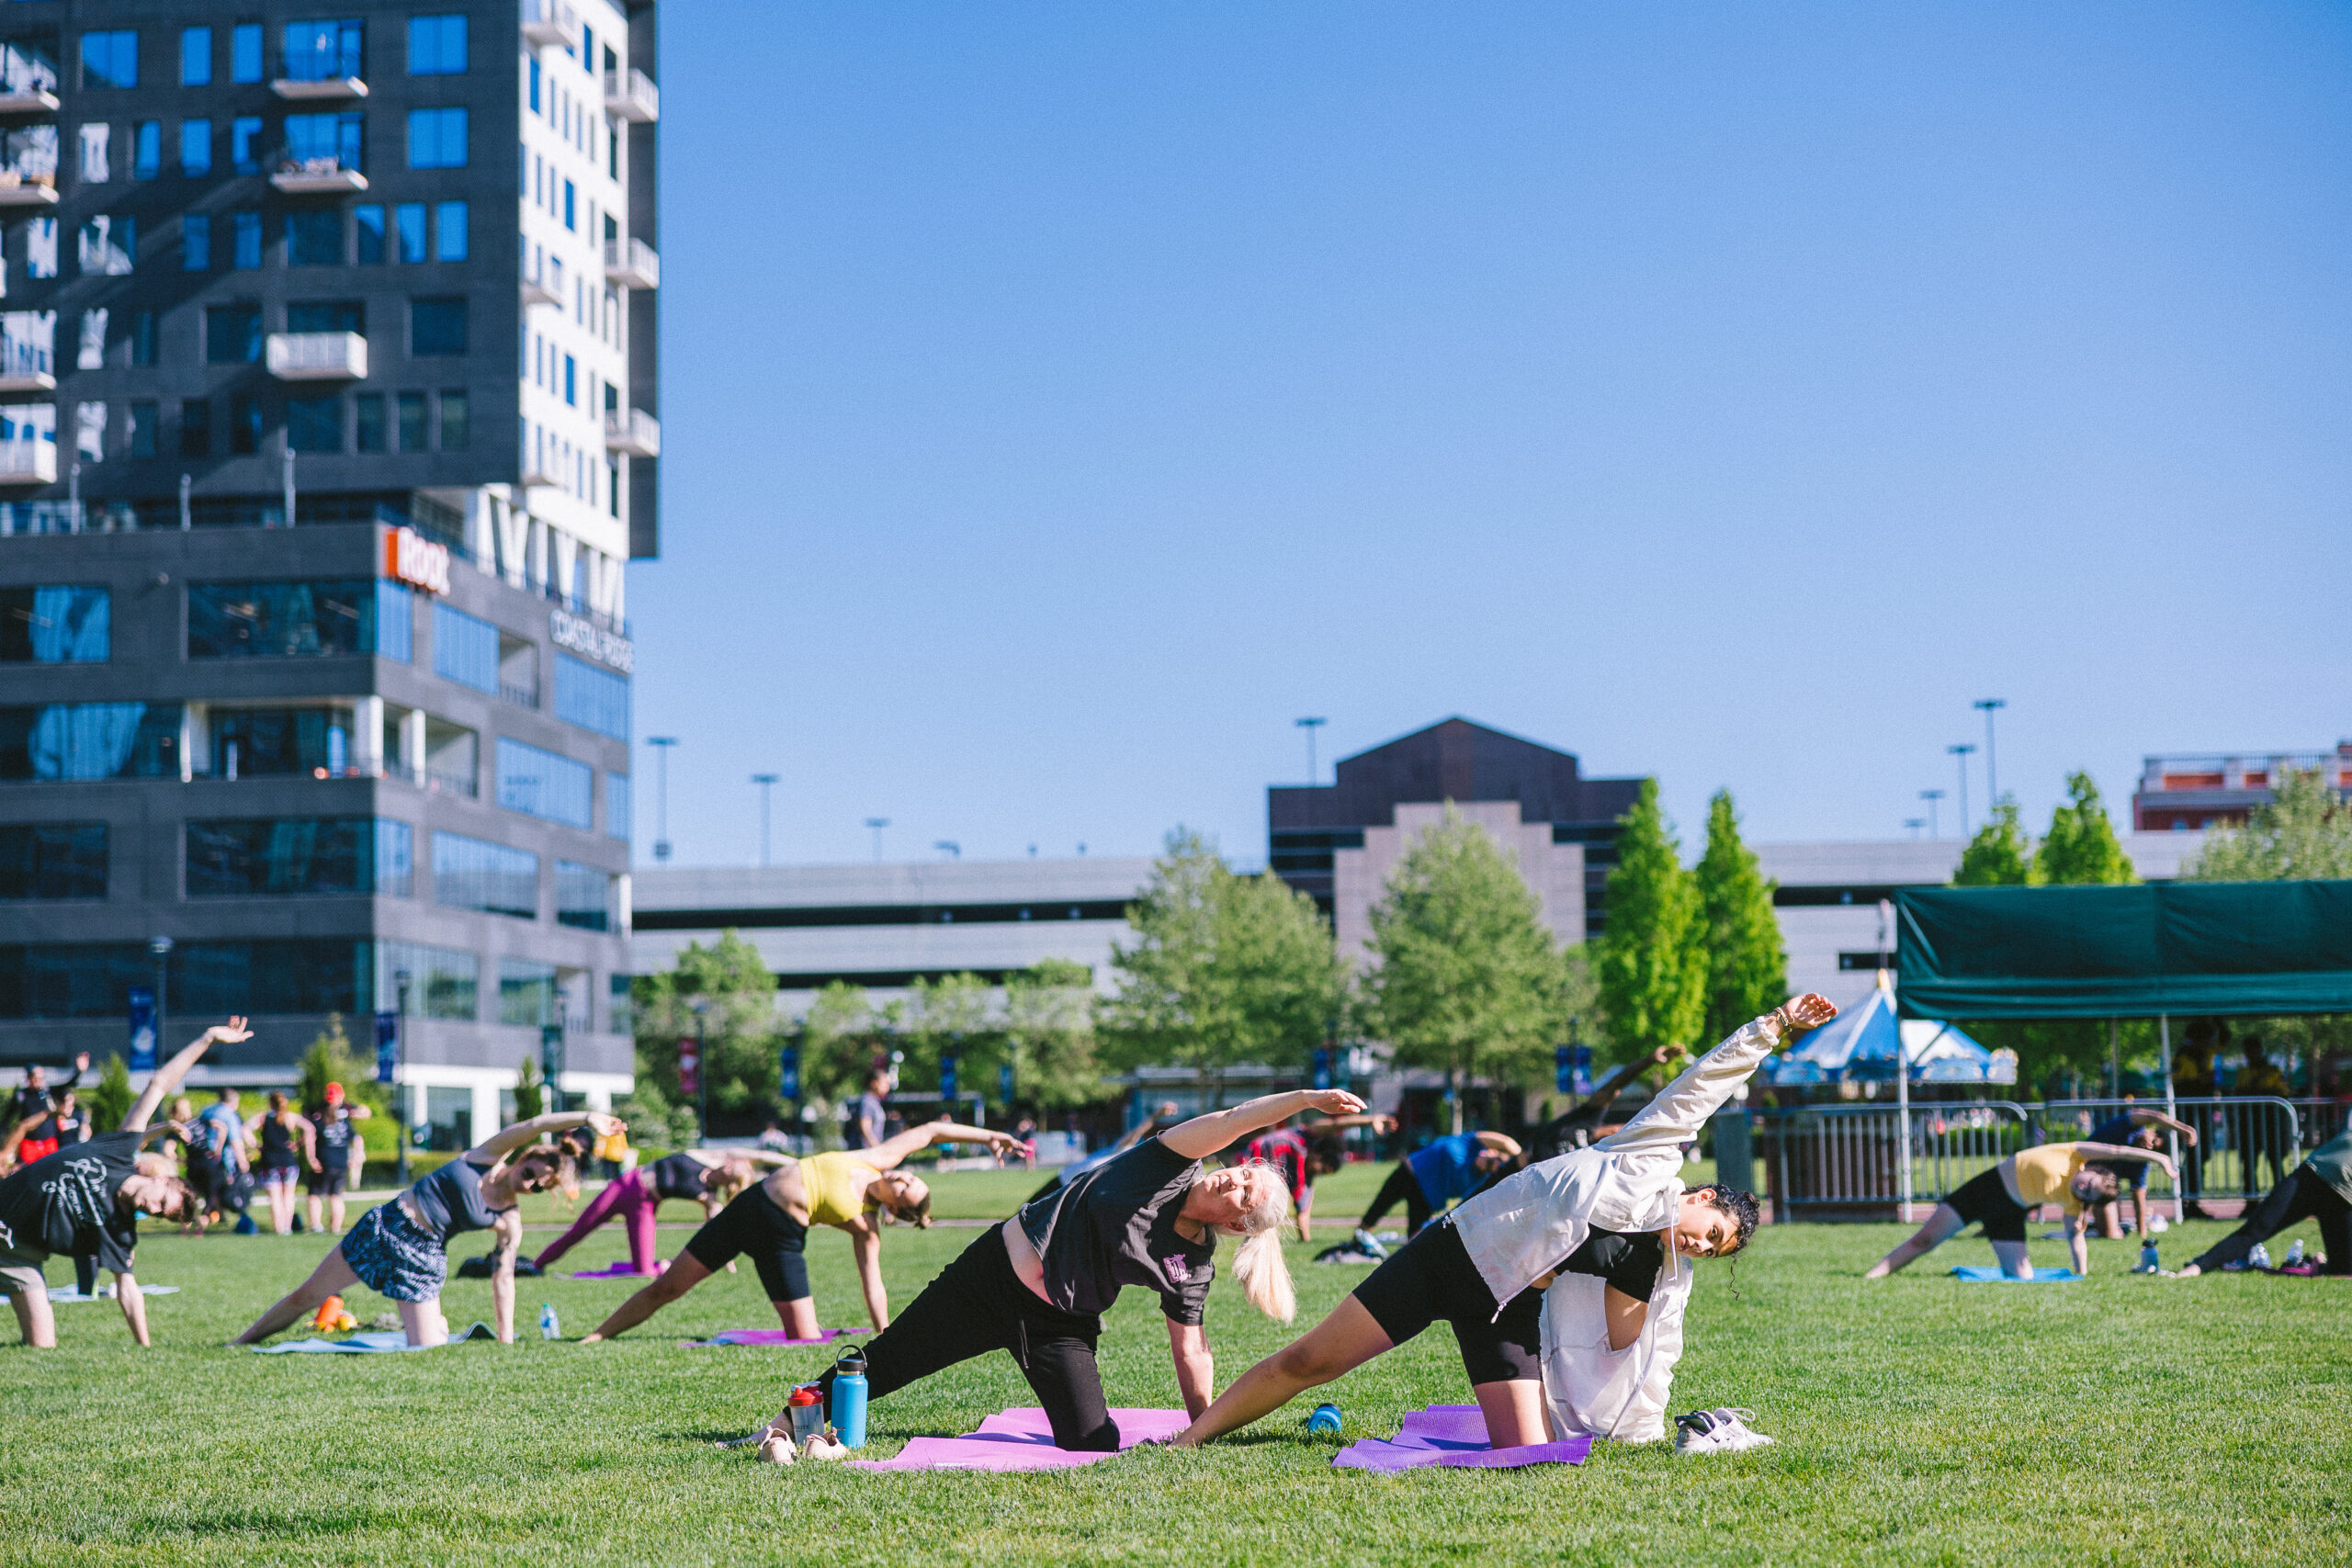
[755,1433,797,1465]
[800,1433,850,1461]
[1674,1408,1775,1455]
[1352,1228,1390,1260]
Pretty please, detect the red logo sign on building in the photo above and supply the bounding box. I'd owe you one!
[384,525,453,595]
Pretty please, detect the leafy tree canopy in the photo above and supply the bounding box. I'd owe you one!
[1596,778,1704,1066]
[2191,766,2352,882]
[2035,772,2137,886]
[1953,799,2034,886]
[1694,789,1786,1041]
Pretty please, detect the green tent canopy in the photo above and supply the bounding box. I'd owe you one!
[1893,880,2352,1020]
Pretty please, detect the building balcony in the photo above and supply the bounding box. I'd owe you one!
[604,407,659,457]
[0,88,58,115]
[0,442,54,484]
[605,237,659,290]
[605,67,658,123]
[272,75,368,102]
[271,158,368,194]
[522,0,581,48]
[266,332,368,381]
[0,171,56,208]
[520,451,563,489]
[0,364,53,393]
[522,272,561,308]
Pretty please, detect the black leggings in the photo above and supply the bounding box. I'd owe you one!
[1361,1163,1433,1236]
[818,1225,1118,1451]
[2191,1167,2352,1274]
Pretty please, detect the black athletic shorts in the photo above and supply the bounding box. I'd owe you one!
[304,1167,347,1197]
[1351,1219,1543,1385]
[682,1182,811,1303]
[1945,1166,2030,1244]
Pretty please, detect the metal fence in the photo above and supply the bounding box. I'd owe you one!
[1749,1095,2346,1220]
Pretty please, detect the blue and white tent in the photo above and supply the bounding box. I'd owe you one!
[1759,971,2017,1087]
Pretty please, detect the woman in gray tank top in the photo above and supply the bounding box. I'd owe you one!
[233,1108,623,1348]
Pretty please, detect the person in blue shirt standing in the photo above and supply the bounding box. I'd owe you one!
[190,1089,253,1233]
[1353,1129,1521,1253]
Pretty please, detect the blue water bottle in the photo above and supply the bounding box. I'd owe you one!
[538,1303,560,1340]
[1305,1403,1342,1435]
[2138,1241,2159,1275]
[831,1349,869,1449]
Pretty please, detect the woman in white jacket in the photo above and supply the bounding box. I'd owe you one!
[1173,995,1836,1450]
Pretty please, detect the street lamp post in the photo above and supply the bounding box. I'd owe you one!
[1295,717,1327,784]
[864,818,890,862]
[1974,699,2007,807]
[649,736,680,862]
[1918,788,1944,839]
[393,969,412,1186]
[691,1000,709,1142]
[1948,743,1976,837]
[752,773,779,866]
[147,935,173,1056]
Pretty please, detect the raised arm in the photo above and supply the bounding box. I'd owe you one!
[1301,1112,1394,1135]
[2124,1110,2199,1145]
[861,1119,1024,1171]
[1474,1131,1522,1158]
[1598,996,1835,1156]
[2076,1142,2177,1177]
[1589,1044,1687,1110]
[1160,1089,1367,1162]
[463,1110,620,1167]
[122,1020,251,1134]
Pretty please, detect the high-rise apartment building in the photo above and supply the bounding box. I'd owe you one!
[0,2,659,1147]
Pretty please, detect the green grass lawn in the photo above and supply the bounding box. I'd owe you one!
[3,1168,2347,1565]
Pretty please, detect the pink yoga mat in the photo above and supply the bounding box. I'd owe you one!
[1331,1404,1591,1472]
[848,1406,1191,1472]
[686,1328,867,1348]
[569,1260,663,1279]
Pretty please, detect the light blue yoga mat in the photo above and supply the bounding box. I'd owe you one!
[0,1283,179,1304]
[255,1322,499,1353]
[1951,1266,2078,1283]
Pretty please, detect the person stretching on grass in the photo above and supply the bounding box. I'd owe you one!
[533,1147,776,1277]
[1865,1139,2177,1280]
[753,1088,1363,1455]
[1351,1128,1522,1256]
[1173,998,1838,1453]
[0,1019,252,1348]
[1244,1111,1395,1243]
[2079,1107,2198,1240]
[583,1118,1023,1342]
[2173,1125,2352,1277]
[233,1108,624,1348]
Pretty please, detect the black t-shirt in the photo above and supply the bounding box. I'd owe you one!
[1016,1136,1215,1325]
[407,1157,508,1240]
[315,1113,361,1163]
[1558,1226,1664,1303]
[650,1153,707,1201]
[0,1131,141,1272]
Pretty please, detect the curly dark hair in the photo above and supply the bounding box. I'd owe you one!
[1703,1187,1762,1256]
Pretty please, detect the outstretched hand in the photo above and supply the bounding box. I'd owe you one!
[1306,1089,1367,1117]
[204,1017,254,1047]
[1778,995,1837,1035]
[584,1112,626,1139]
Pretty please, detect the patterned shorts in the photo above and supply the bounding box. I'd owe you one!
[339,1201,447,1303]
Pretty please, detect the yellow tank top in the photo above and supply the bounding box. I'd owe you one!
[798,1151,871,1227]
[2011,1144,2089,1213]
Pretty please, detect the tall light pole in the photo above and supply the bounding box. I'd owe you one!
[1948,744,1976,837]
[649,736,679,862]
[393,968,412,1186]
[1974,699,2007,807]
[148,935,172,1060]
[691,999,709,1141]
[1295,716,1327,784]
[751,773,779,866]
[864,818,889,862]
[1918,789,1944,839]
[1903,817,1927,840]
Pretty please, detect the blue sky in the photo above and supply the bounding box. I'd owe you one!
[630,3,2352,868]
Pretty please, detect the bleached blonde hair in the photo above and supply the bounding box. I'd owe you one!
[1216,1158,1297,1323]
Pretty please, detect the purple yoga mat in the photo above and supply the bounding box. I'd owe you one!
[568,1260,664,1279]
[686,1328,867,1348]
[1332,1404,1592,1472]
[848,1406,1192,1472]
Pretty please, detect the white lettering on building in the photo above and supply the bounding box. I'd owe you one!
[549,607,634,673]
[384,525,452,595]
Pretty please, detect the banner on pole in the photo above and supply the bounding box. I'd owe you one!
[777,1042,800,1101]
[1311,1045,1333,1091]
[1555,1045,1593,1097]
[998,1061,1014,1106]
[375,1011,400,1084]
[938,1054,958,1104]
[677,1037,700,1098]
[128,987,157,1071]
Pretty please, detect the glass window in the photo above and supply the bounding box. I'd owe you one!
[394,201,424,263]
[553,653,628,741]
[437,389,468,451]
[186,817,407,897]
[378,581,413,663]
[0,587,108,663]
[79,30,137,90]
[556,861,612,931]
[204,304,260,364]
[282,18,362,83]
[286,209,341,266]
[77,217,131,276]
[432,831,537,919]
[181,27,212,85]
[605,773,629,841]
[204,708,354,779]
[286,299,361,335]
[179,400,210,457]
[129,400,156,458]
[434,199,466,261]
[353,203,384,264]
[376,941,477,1020]
[231,209,261,268]
[499,958,557,1026]
[0,704,180,782]
[563,354,576,406]
[231,116,262,175]
[562,178,574,230]
[528,59,540,113]
[232,24,263,85]
[181,212,209,270]
[431,602,499,693]
[409,15,466,75]
[406,107,467,169]
[0,825,107,901]
[286,394,340,453]
[608,972,633,1035]
[284,109,361,173]
[0,944,143,1020]
[231,395,261,456]
[397,390,426,451]
[410,297,466,355]
[174,940,368,1017]
[187,580,388,659]
[354,391,385,453]
[496,739,593,829]
[130,310,156,367]
[179,119,210,177]
[131,120,159,179]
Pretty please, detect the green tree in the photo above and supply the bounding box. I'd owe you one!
[902,971,1001,1110]
[1953,799,2034,886]
[633,931,782,1134]
[2035,772,2137,886]
[2191,766,2352,882]
[1693,789,1786,1041]
[1359,808,1569,1133]
[512,1055,545,1122]
[297,1014,390,1116]
[798,981,894,1138]
[1596,779,1705,1070]
[1003,958,1104,1110]
[86,1054,134,1133]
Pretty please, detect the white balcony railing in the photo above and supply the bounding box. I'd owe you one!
[266,331,368,380]
[604,236,659,290]
[0,168,56,207]
[605,67,658,123]
[0,442,56,484]
[0,87,57,115]
[270,157,367,194]
[521,0,581,48]
[604,407,659,457]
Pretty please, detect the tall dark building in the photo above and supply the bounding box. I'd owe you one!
[1268,717,1643,938]
[0,2,657,1145]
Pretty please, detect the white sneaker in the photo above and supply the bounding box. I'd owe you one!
[755,1433,797,1465]
[1352,1228,1390,1260]
[800,1432,850,1461]
[1674,1408,1775,1455]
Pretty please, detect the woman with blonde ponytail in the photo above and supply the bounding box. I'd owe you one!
[764,1088,1364,1456]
